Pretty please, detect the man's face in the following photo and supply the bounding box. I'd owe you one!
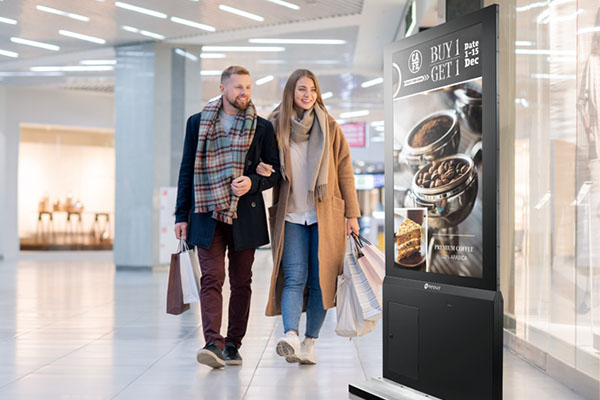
[220,73,252,111]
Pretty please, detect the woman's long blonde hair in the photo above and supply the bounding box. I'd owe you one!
[269,69,328,166]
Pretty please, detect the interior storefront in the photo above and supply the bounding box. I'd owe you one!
[18,124,115,250]
[504,0,599,383]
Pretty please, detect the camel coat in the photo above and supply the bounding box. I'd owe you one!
[265,114,361,316]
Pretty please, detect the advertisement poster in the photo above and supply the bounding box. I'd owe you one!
[392,24,483,278]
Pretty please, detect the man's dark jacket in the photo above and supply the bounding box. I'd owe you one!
[175,112,281,251]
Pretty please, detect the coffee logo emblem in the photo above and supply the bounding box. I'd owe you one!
[408,50,422,73]
[424,282,441,291]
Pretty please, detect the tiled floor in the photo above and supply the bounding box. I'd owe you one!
[0,251,589,399]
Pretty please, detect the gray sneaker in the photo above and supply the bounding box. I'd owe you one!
[276,332,301,363]
[196,342,225,368]
[300,337,316,365]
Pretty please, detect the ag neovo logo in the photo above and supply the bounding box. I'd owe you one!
[423,282,441,291]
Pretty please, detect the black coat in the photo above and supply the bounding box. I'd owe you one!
[175,112,281,251]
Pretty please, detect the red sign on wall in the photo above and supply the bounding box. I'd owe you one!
[340,122,366,147]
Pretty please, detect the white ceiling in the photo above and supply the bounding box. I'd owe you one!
[0,0,417,121]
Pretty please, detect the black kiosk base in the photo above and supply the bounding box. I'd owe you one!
[350,278,503,400]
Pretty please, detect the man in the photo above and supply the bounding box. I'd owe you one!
[174,65,281,368]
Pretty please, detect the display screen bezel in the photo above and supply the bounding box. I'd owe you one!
[384,5,498,291]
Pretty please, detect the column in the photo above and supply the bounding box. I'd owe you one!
[114,42,202,269]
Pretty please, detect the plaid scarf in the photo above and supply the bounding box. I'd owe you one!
[193,96,257,224]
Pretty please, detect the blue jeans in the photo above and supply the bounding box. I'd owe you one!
[280,221,326,338]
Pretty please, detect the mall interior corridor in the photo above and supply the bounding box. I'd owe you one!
[0,251,586,400]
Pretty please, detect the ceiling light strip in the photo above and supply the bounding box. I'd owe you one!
[200,70,222,76]
[340,110,370,119]
[80,59,116,65]
[175,48,198,61]
[200,53,226,59]
[122,25,164,40]
[0,16,18,25]
[321,91,333,100]
[361,77,383,88]
[265,0,300,10]
[36,5,90,22]
[59,30,106,44]
[218,5,264,22]
[10,37,60,51]
[31,65,114,72]
[202,46,284,52]
[0,49,18,58]
[170,16,216,32]
[115,2,167,19]
[249,38,345,45]
[255,75,274,85]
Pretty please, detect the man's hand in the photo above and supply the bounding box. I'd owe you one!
[231,176,252,197]
[256,161,275,177]
[346,217,360,237]
[174,222,188,240]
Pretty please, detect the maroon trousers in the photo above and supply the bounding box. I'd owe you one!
[195,222,255,350]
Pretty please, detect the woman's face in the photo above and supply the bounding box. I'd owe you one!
[293,76,318,113]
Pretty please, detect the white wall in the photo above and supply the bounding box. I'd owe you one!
[0,87,114,258]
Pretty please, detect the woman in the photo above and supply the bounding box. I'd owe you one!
[256,69,360,365]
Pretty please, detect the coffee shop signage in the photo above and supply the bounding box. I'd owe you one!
[393,24,482,99]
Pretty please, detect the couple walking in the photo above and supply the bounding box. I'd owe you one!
[174,65,360,369]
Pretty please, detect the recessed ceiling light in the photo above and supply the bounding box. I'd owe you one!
[218,5,264,22]
[170,16,216,32]
[200,70,222,76]
[266,0,300,10]
[175,48,198,61]
[202,46,284,52]
[59,30,106,44]
[340,110,369,119]
[80,59,116,65]
[36,5,89,22]
[255,75,274,85]
[10,37,60,51]
[200,53,226,59]
[0,16,17,25]
[115,2,167,19]
[312,60,341,65]
[257,59,285,64]
[30,65,114,72]
[0,49,18,58]
[321,91,333,99]
[122,25,165,40]
[361,77,383,88]
[515,41,535,46]
[0,71,65,77]
[249,38,346,45]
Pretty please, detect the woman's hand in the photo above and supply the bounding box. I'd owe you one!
[346,217,359,237]
[256,161,275,177]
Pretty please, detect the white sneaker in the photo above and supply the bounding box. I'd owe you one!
[276,331,301,363]
[300,337,316,365]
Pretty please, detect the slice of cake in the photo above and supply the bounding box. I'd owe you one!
[396,218,422,261]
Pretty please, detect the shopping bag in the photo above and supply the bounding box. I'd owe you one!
[335,238,380,338]
[335,271,364,337]
[346,237,382,321]
[166,251,190,315]
[178,239,201,304]
[352,233,385,294]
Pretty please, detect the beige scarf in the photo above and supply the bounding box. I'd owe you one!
[288,104,330,204]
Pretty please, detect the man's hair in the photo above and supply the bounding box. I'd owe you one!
[221,66,250,83]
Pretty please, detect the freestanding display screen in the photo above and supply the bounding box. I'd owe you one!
[385,5,498,291]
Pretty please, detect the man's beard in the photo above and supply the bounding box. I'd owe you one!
[224,94,249,111]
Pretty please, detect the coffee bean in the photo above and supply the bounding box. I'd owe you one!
[435,179,442,187]
[442,178,449,185]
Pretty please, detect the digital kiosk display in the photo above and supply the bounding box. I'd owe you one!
[387,13,497,289]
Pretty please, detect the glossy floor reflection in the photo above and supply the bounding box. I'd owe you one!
[0,251,588,399]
